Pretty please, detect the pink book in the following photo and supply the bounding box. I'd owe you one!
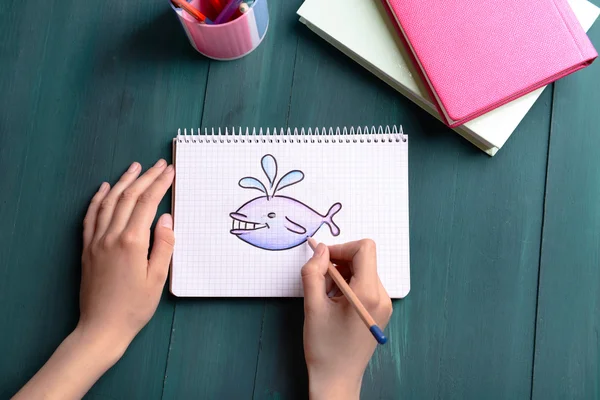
[384,0,598,128]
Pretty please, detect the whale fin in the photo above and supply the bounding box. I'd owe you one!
[324,203,342,236]
[284,217,307,235]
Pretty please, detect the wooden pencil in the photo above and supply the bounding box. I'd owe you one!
[307,237,387,344]
[209,0,224,13]
[171,0,212,23]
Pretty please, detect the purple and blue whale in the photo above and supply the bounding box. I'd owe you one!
[230,154,342,251]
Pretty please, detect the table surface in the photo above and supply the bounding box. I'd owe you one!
[1,0,600,398]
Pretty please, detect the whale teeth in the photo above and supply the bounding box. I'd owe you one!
[231,218,264,231]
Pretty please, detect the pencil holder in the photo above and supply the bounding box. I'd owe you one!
[171,0,269,60]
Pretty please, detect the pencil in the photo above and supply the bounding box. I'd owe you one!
[306,238,387,345]
[209,0,224,13]
[214,0,243,24]
[171,0,212,24]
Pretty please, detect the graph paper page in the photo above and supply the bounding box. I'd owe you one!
[171,132,410,297]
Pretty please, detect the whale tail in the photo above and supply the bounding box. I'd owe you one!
[324,203,342,236]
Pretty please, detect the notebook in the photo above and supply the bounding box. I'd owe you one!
[384,0,597,128]
[297,0,600,155]
[171,126,410,298]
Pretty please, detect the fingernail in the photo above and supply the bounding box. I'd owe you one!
[155,159,166,168]
[159,214,173,229]
[128,162,140,173]
[164,165,174,174]
[99,182,108,193]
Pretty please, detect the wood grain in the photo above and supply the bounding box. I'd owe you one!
[161,1,302,399]
[277,19,553,399]
[532,16,600,400]
[2,0,598,397]
[0,0,208,398]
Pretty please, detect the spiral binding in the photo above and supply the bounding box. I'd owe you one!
[176,125,406,144]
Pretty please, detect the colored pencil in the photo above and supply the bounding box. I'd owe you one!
[209,0,223,13]
[214,0,243,24]
[306,238,387,345]
[171,0,212,24]
[238,0,254,15]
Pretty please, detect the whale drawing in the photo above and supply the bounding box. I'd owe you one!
[230,154,342,251]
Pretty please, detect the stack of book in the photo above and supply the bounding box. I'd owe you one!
[297,0,599,155]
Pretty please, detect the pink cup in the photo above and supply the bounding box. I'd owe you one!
[172,0,269,60]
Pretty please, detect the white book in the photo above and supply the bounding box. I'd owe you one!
[171,126,410,298]
[297,0,599,156]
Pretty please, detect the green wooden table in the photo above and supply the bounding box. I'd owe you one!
[1,0,599,398]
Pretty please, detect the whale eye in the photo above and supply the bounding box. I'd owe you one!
[268,212,276,219]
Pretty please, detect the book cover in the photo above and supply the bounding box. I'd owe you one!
[385,0,598,127]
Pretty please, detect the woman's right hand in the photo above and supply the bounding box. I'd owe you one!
[301,239,393,400]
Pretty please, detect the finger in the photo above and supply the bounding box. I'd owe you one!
[377,283,393,325]
[126,165,175,234]
[95,162,142,237]
[108,159,168,234]
[325,273,334,294]
[326,263,351,294]
[83,182,110,248]
[301,243,330,311]
[328,239,379,293]
[148,213,175,285]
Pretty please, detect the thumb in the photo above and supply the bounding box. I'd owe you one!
[148,213,175,285]
[301,242,329,311]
